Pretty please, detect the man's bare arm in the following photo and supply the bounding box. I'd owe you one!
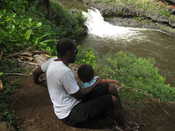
[33,66,44,84]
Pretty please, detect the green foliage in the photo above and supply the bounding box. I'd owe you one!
[50,2,86,40]
[0,72,3,76]
[0,59,21,96]
[0,59,23,74]
[0,85,18,129]
[76,48,97,67]
[96,52,175,102]
[0,9,58,54]
[0,94,18,129]
[0,0,86,55]
[0,0,86,129]
[3,0,28,13]
[0,59,21,129]
[2,112,18,129]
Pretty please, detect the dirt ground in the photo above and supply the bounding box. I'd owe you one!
[10,77,114,131]
[10,76,175,131]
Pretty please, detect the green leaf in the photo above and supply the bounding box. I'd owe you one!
[0,72,4,76]
[24,29,32,40]
[36,22,42,27]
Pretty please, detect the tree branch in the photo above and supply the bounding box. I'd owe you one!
[4,73,30,76]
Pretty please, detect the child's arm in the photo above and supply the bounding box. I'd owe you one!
[99,79,123,89]
[79,79,100,95]
[100,79,119,85]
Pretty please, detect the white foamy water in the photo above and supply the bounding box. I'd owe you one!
[82,8,148,40]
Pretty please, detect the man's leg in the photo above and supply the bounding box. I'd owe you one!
[102,84,127,130]
[81,83,110,101]
[63,94,127,130]
[63,94,114,127]
[83,82,119,101]
[63,82,127,129]
[112,95,127,129]
[82,83,127,129]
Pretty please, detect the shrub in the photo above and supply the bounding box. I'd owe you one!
[0,0,86,55]
[76,48,97,67]
[96,51,175,102]
[49,2,86,40]
[0,59,20,129]
[0,10,57,54]
[2,0,28,13]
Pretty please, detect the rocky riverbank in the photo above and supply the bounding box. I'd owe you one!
[83,0,175,27]
[77,0,175,36]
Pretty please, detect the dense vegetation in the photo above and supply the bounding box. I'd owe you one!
[0,0,86,55]
[0,0,86,129]
[0,60,21,129]
[96,52,175,102]
[1,0,175,130]
[76,49,175,102]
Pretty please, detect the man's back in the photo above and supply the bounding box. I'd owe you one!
[41,59,80,119]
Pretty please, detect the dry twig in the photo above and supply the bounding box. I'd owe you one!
[4,73,30,76]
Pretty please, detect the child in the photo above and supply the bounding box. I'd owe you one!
[77,64,122,90]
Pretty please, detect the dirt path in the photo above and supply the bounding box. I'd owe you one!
[10,77,113,131]
[10,76,175,131]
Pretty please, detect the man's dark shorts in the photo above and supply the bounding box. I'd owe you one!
[62,83,114,127]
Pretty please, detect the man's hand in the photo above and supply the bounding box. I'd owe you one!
[100,79,122,86]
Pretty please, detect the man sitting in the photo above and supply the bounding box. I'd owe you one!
[33,38,128,131]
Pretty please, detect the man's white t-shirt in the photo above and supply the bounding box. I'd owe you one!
[41,57,80,119]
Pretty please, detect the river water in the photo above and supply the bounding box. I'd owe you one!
[82,9,175,86]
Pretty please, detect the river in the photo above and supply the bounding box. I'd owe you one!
[81,8,175,86]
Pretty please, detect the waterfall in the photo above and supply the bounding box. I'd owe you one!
[82,8,148,40]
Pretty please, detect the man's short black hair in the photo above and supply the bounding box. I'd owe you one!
[78,64,94,82]
[56,38,76,58]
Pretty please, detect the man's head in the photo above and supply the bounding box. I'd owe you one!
[77,64,94,83]
[56,38,78,63]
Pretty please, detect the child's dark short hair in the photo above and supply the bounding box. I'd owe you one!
[77,64,94,82]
